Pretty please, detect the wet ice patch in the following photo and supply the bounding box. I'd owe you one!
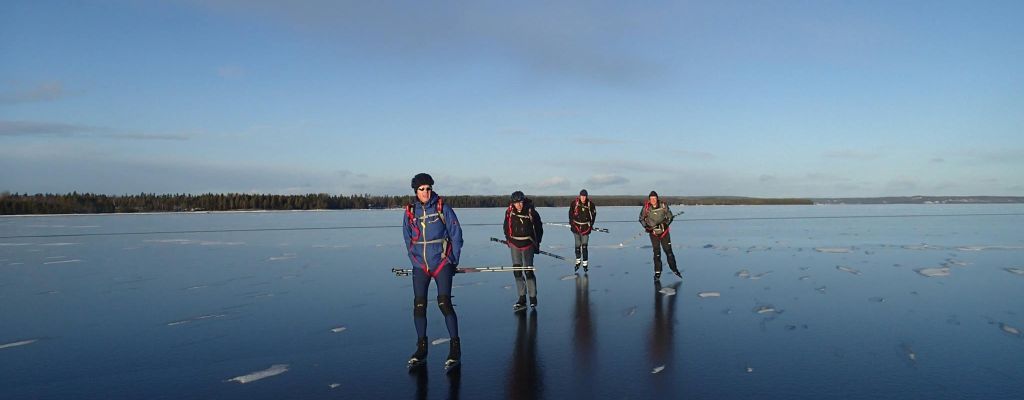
[915,267,950,277]
[1003,267,1024,276]
[330,326,347,333]
[226,364,289,384]
[835,265,861,275]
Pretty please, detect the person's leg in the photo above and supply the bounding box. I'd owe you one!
[523,249,537,304]
[434,266,459,338]
[409,268,430,363]
[650,234,663,279]
[573,232,583,269]
[662,233,679,276]
[580,234,590,270]
[511,248,526,304]
[433,266,461,364]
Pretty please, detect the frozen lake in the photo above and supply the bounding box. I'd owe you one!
[2,204,1023,399]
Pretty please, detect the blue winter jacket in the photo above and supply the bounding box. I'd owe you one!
[403,192,464,275]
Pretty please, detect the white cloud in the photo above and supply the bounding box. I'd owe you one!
[536,176,570,189]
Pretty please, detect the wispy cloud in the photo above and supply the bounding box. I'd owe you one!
[536,176,570,189]
[0,81,67,105]
[0,120,189,141]
[822,149,881,160]
[672,149,715,160]
[187,1,662,86]
[584,174,629,188]
[572,136,629,145]
[216,65,246,79]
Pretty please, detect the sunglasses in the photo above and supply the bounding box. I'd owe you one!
[417,186,432,192]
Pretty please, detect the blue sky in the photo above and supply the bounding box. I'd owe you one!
[2,1,1022,197]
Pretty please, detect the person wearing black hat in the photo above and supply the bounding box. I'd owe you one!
[403,173,465,370]
[639,191,680,280]
[569,189,597,272]
[504,190,544,310]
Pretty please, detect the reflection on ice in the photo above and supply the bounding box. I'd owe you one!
[0,339,38,350]
[226,364,289,384]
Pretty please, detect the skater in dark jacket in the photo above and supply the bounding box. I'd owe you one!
[403,173,464,370]
[504,191,543,310]
[569,189,596,272]
[639,191,681,281]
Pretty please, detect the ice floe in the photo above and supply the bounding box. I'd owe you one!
[696,291,721,298]
[914,267,950,277]
[226,364,289,384]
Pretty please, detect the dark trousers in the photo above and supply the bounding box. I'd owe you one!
[649,232,678,273]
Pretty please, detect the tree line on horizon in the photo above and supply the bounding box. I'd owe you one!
[0,192,812,215]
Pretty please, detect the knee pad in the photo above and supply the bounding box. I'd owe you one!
[413,296,427,318]
[437,295,455,316]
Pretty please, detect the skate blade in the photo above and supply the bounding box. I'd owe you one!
[407,359,426,369]
[444,360,461,373]
[512,305,527,313]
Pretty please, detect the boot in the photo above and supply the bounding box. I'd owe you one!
[581,260,589,272]
[529,296,538,308]
[408,336,428,366]
[445,337,461,370]
[513,296,527,311]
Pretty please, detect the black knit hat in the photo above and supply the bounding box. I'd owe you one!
[648,190,658,198]
[511,191,526,202]
[411,173,434,189]
[579,189,588,196]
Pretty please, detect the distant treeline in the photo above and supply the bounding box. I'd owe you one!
[0,192,812,215]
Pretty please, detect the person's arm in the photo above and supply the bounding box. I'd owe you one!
[590,201,597,223]
[532,208,544,245]
[664,204,674,227]
[443,203,463,265]
[503,207,512,244]
[403,206,418,267]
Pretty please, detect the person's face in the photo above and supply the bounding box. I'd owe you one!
[649,196,658,206]
[416,185,432,203]
[580,195,587,202]
[514,201,523,211]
